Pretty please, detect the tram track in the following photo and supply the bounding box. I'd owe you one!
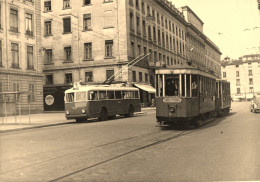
[0,126,200,181]
[48,128,199,182]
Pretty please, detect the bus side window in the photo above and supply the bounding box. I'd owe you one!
[89,91,98,100]
[99,91,107,100]
[115,91,122,99]
[107,91,114,99]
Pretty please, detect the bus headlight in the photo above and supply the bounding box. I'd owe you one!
[66,111,70,115]
[170,107,175,113]
[82,109,86,114]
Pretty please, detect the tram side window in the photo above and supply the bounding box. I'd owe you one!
[165,76,179,96]
[76,92,86,101]
[99,91,107,100]
[89,91,98,100]
[66,93,74,102]
[192,75,198,97]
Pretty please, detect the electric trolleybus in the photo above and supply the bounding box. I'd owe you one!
[155,67,231,127]
[64,83,141,122]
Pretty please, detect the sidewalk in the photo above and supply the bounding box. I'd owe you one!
[0,107,155,133]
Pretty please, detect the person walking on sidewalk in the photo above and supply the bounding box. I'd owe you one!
[151,98,155,108]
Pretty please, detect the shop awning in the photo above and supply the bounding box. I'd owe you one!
[134,83,156,93]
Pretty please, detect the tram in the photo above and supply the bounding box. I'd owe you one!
[155,67,231,127]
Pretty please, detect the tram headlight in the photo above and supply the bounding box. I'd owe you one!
[170,107,175,113]
[81,109,86,114]
[66,111,70,115]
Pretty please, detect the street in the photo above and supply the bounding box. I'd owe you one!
[1,102,260,181]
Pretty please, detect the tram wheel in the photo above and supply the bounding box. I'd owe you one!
[99,108,108,121]
[125,105,134,117]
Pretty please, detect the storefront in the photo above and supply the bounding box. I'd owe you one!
[133,83,156,107]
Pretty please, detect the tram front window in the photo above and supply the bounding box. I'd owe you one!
[165,77,179,96]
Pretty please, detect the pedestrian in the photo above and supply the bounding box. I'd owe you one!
[151,98,155,108]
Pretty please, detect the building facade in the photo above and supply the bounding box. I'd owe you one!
[0,0,43,116]
[221,54,260,100]
[42,0,221,110]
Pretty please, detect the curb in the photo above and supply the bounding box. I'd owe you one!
[0,122,74,134]
[0,111,154,133]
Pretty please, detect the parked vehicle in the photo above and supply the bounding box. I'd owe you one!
[250,93,260,113]
[64,83,141,122]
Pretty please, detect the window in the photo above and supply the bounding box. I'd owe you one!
[137,44,141,56]
[145,73,148,82]
[236,79,240,86]
[63,0,70,9]
[132,71,136,82]
[249,78,253,85]
[236,71,239,77]
[83,14,91,30]
[0,40,2,67]
[139,72,142,82]
[45,49,53,64]
[11,43,19,68]
[248,70,252,76]
[63,17,71,33]
[44,1,51,11]
[136,0,139,9]
[106,70,114,81]
[158,29,161,43]
[129,0,133,6]
[25,13,33,36]
[249,87,254,93]
[131,42,135,57]
[13,83,20,101]
[27,46,34,70]
[65,73,73,84]
[237,88,240,94]
[85,71,93,82]
[136,15,140,33]
[223,72,226,78]
[105,40,113,57]
[157,13,160,24]
[10,9,18,32]
[142,20,146,36]
[46,74,53,85]
[84,0,91,5]
[64,47,71,61]
[141,1,145,13]
[45,21,52,35]
[147,5,150,16]
[0,82,2,101]
[28,83,35,101]
[130,12,134,29]
[84,43,92,60]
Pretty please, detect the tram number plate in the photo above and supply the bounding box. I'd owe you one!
[163,96,182,103]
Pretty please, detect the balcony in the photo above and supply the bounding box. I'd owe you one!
[27,64,34,70]
[10,26,18,33]
[26,30,33,36]
[11,63,19,69]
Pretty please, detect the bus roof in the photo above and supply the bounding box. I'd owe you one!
[65,85,139,93]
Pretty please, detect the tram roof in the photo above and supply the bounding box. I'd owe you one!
[65,84,139,93]
[155,67,218,79]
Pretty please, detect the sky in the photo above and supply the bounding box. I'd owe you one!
[169,0,260,60]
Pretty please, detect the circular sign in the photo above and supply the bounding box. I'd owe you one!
[45,95,54,105]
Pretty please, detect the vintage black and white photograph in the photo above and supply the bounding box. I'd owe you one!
[0,0,260,181]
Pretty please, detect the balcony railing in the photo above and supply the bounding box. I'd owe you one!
[10,26,18,33]
[27,64,34,70]
[12,63,19,68]
[26,30,33,36]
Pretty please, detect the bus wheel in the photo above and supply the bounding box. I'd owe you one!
[99,108,108,121]
[125,105,134,117]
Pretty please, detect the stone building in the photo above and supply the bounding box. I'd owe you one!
[221,54,260,100]
[0,0,43,116]
[42,0,221,111]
